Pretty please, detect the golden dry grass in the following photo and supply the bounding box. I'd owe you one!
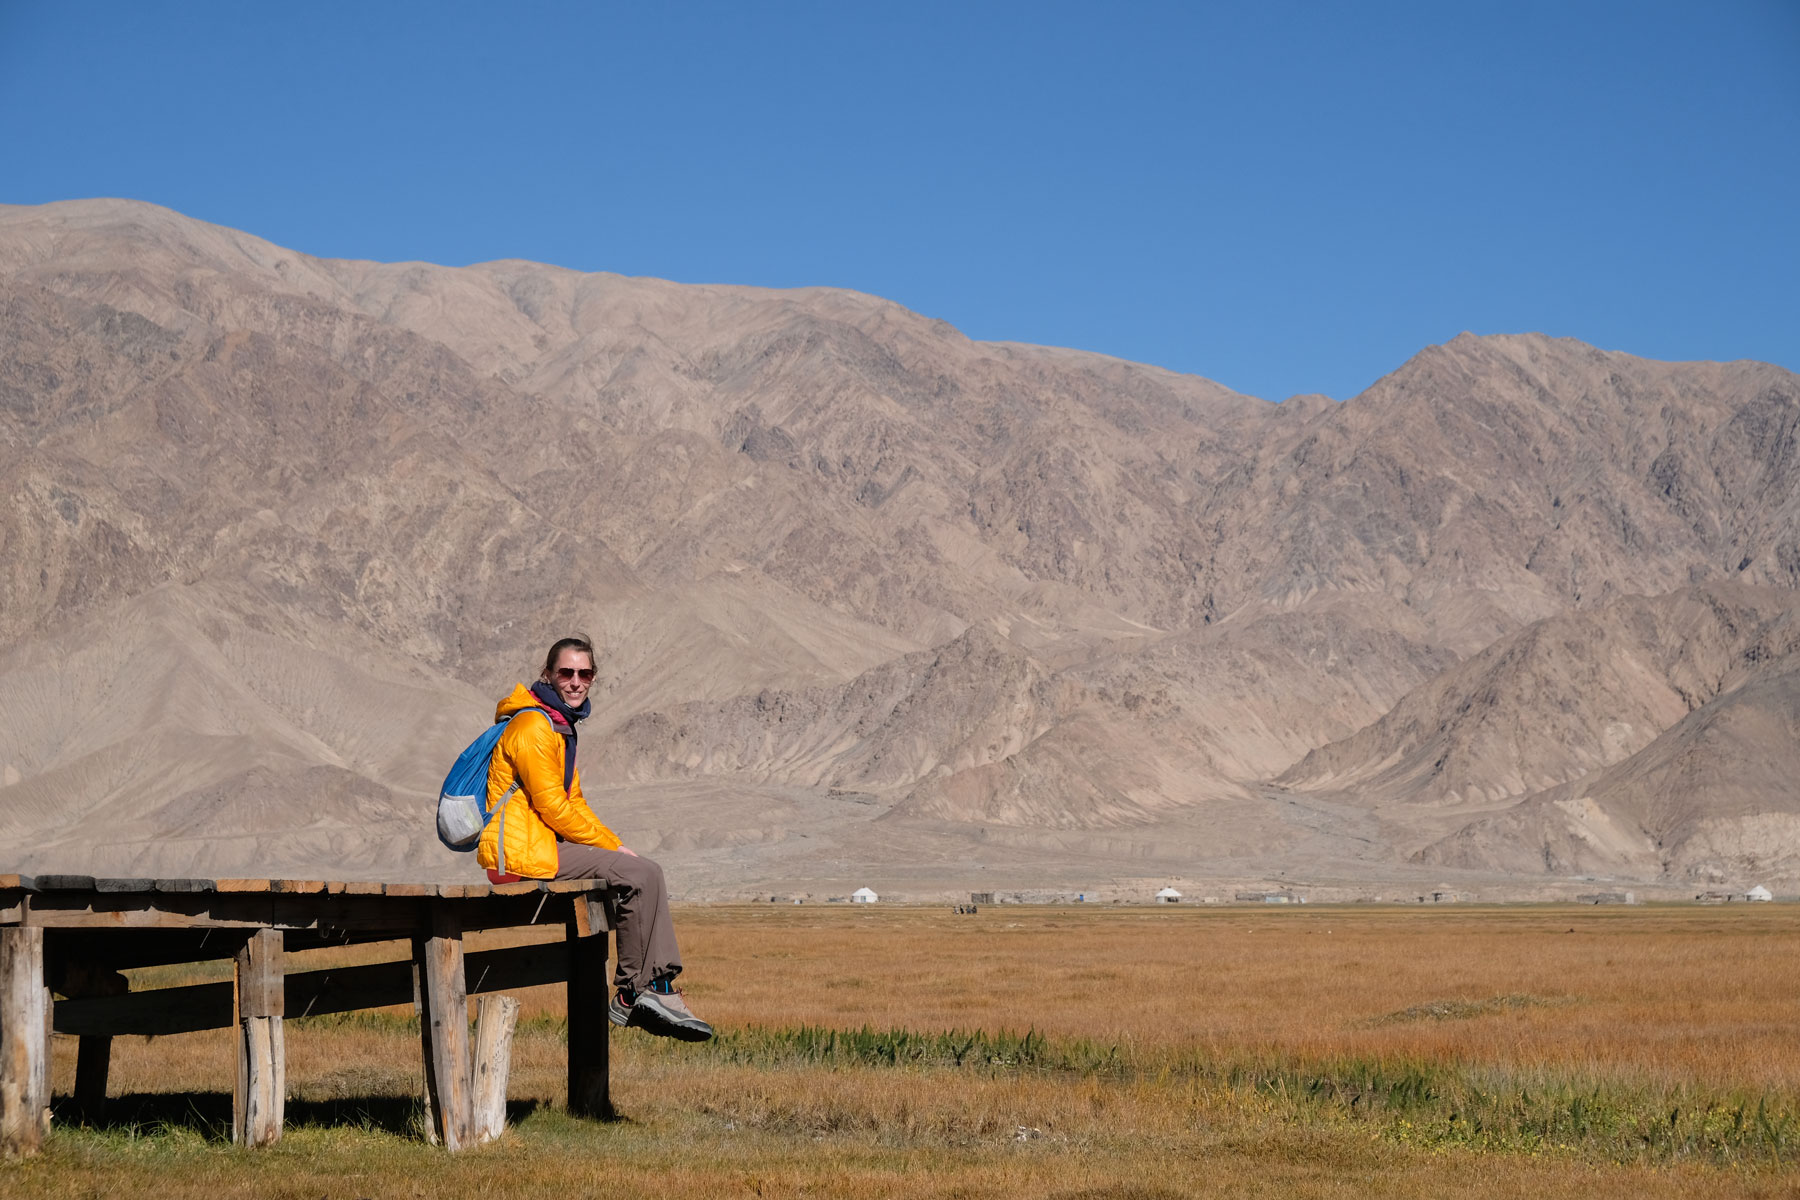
[13,903,1800,1199]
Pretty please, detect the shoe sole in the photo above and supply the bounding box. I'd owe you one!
[630,996,714,1041]
[643,1016,713,1042]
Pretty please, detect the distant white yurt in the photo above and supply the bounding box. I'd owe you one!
[852,887,879,903]
[1747,885,1774,902]
[1156,887,1182,903]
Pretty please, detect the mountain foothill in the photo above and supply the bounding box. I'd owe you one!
[3,198,1797,898]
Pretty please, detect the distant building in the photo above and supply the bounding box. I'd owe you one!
[1156,887,1182,903]
[970,892,994,905]
[1747,885,1773,902]
[852,887,878,903]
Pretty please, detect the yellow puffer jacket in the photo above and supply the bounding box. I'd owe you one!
[476,684,621,879]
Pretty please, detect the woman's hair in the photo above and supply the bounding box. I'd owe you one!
[541,634,597,676]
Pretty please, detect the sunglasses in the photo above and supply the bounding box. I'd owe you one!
[554,667,596,682]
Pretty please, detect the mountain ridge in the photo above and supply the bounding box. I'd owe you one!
[4,197,1798,897]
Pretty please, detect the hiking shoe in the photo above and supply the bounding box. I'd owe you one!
[629,987,714,1042]
[607,988,636,1028]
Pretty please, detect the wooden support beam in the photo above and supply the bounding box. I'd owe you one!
[565,906,611,1120]
[54,940,572,1037]
[415,904,474,1151]
[472,993,519,1144]
[233,929,284,1147]
[64,966,128,1124]
[1,927,48,1157]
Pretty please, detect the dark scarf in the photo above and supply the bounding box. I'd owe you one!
[529,679,589,791]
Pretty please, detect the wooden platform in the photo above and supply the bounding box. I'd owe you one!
[0,874,613,1156]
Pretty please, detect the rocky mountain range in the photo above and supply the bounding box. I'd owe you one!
[2,198,1797,898]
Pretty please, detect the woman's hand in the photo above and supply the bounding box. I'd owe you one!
[617,845,638,857]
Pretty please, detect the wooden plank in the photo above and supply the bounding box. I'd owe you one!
[54,942,572,1036]
[24,890,561,935]
[1,926,48,1157]
[0,877,23,890]
[151,879,215,894]
[565,912,611,1119]
[94,879,157,894]
[214,879,274,893]
[472,993,519,1144]
[234,929,285,1146]
[415,904,474,1150]
[58,980,233,1036]
[31,876,95,892]
[385,884,432,898]
[49,929,248,975]
[269,880,326,895]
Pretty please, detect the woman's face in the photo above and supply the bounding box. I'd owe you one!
[544,647,595,709]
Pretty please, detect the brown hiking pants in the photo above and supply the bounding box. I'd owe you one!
[554,843,683,991]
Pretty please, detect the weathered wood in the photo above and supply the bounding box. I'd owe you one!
[236,929,285,1018]
[412,944,438,1147]
[55,940,572,1036]
[31,875,95,891]
[94,878,158,893]
[1,926,48,1157]
[235,1016,281,1146]
[269,880,326,895]
[233,929,284,1146]
[10,880,613,1149]
[565,911,611,1119]
[415,904,474,1150]
[472,993,520,1144]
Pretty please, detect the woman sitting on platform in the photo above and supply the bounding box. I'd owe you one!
[477,635,712,1041]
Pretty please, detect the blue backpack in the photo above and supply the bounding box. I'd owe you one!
[436,712,534,849]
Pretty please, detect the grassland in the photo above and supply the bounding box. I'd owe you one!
[7,903,1798,1198]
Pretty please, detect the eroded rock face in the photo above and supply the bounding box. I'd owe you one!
[3,197,1798,893]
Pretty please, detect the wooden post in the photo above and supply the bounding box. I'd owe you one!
[411,947,439,1147]
[67,966,129,1123]
[233,929,284,1147]
[415,903,474,1150]
[565,893,611,1119]
[472,993,519,1144]
[1,927,48,1157]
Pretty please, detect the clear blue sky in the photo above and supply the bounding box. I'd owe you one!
[2,2,1796,401]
